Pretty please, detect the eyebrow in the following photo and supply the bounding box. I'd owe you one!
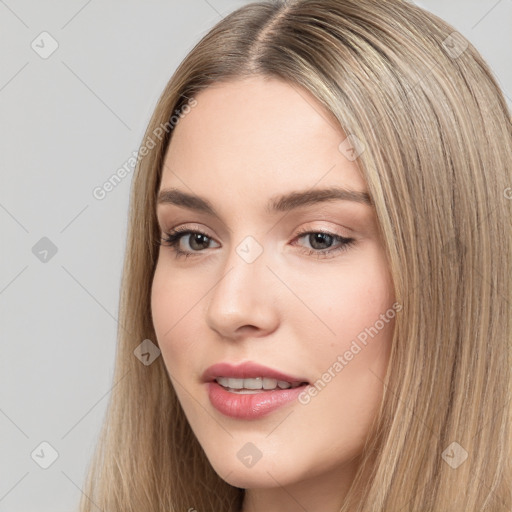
[156,186,373,218]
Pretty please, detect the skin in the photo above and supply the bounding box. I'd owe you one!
[151,76,396,512]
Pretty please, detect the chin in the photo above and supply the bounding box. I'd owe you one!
[204,446,307,489]
[214,463,290,489]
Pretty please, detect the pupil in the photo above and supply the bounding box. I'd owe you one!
[190,233,209,250]
[310,233,332,250]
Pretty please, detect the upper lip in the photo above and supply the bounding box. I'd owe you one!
[202,361,309,384]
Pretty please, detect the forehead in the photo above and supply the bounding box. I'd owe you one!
[160,76,367,201]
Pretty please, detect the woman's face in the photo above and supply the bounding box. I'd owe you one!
[151,76,396,499]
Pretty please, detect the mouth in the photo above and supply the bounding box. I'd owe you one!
[202,361,309,391]
[202,361,310,419]
[214,376,308,394]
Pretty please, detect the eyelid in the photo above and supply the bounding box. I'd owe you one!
[157,210,232,238]
[159,221,213,235]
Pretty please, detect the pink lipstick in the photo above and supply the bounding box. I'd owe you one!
[203,361,309,420]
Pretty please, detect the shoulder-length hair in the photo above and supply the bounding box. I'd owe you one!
[80,1,512,510]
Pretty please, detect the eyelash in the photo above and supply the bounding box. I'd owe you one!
[159,226,355,260]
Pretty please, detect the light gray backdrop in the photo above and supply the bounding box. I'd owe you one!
[1,1,510,511]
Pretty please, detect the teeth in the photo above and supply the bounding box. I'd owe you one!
[263,378,277,389]
[215,376,303,391]
[227,378,243,389]
[244,377,263,390]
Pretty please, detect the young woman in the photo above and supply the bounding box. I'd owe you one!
[79,1,512,510]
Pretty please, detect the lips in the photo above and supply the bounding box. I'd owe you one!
[202,361,310,420]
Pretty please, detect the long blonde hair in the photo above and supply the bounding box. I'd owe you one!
[79,1,512,510]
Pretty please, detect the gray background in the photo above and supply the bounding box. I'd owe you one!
[1,1,510,511]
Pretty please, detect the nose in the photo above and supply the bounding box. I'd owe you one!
[204,238,280,340]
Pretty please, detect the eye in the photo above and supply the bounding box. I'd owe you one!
[158,226,356,260]
[159,227,219,259]
[292,228,356,259]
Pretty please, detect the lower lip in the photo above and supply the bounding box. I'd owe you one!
[207,381,307,420]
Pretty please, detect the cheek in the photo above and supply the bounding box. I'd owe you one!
[323,253,395,383]
[150,263,204,371]
[295,250,395,408]
[304,248,395,346]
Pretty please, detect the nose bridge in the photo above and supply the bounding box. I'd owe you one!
[205,233,278,335]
